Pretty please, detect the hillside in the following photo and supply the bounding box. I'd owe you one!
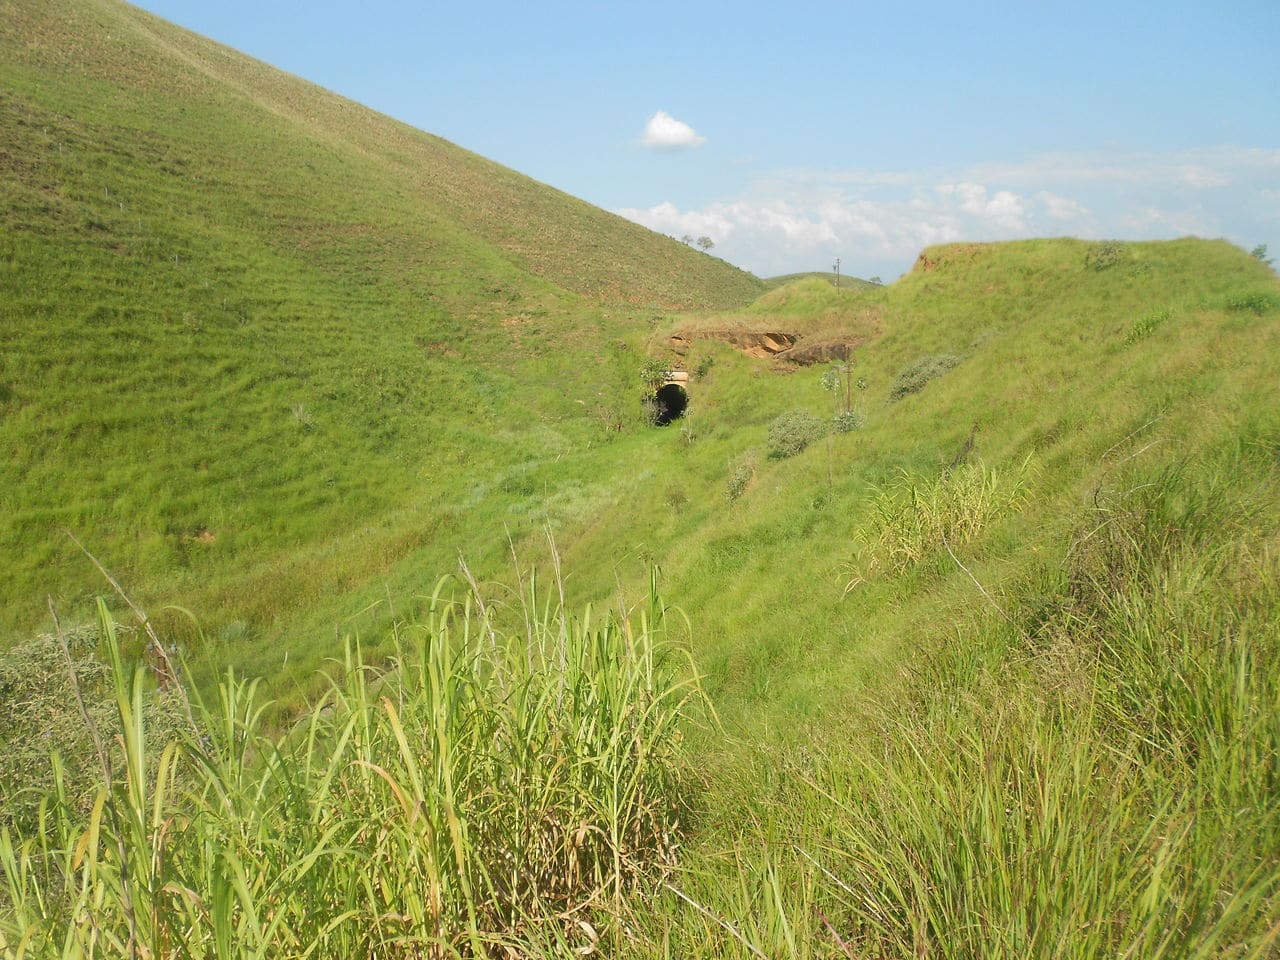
[0,0,761,654]
[6,230,1279,956]
[4,0,1280,955]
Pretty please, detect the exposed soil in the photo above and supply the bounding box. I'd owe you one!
[669,330,798,358]
[669,329,864,366]
[774,337,866,366]
[914,243,990,272]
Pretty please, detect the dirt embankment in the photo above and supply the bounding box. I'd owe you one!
[669,330,865,366]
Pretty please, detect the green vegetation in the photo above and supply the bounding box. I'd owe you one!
[1126,307,1173,343]
[888,353,964,401]
[2,579,699,957]
[4,0,1280,956]
[0,0,760,689]
[766,410,827,460]
[845,457,1031,588]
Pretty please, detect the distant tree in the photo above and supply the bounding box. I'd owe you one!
[1251,243,1274,267]
[680,234,693,246]
[696,236,714,252]
[869,275,883,285]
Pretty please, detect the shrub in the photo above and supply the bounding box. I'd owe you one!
[1085,240,1126,271]
[1225,290,1280,315]
[638,356,670,390]
[832,410,865,433]
[766,410,827,460]
[725,454,756,501]
[888,354,962,402]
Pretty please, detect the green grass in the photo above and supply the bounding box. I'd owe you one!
[5,0,1280,954]
[0,0,761,682]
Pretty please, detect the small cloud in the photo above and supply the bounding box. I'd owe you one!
[937,182,1027,230]
[1036,191,1089,221]
[1177,165,1229,188]
[640,110,706,150]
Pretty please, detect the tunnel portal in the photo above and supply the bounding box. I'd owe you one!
[652,382,688,426]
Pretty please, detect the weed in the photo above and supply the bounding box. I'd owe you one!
[0,575,702,956]
[1125,307,1172,343]
[831,409,864,433]
[888,354,962,401]
[665,484,689,512]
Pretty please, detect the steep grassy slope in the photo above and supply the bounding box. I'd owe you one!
[6,236,1279,957]
[0,0,761,651]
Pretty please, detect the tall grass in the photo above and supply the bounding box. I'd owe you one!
[845,457,1032,590]
[0,571,702,958]
[629,454,1280,958]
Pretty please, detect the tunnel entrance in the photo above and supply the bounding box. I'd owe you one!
[652,382,688,426]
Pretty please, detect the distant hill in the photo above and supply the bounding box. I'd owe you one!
[765,271,880,291]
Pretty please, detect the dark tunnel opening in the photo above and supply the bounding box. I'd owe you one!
[652,383,688,426]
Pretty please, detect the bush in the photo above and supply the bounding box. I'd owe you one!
[766,410,827,460]
[1225,290,1280,315]
[832,410,865,433]
[1085,240,1126,271]
[888,354,962,402]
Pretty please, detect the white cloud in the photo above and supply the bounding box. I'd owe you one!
[615,144,1277,279]
[967,146,1280,189]
[640,110,706,150]
[1037,191,1089,221]
[937,182,1027,230]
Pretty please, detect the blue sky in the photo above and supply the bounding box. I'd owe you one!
[132,0,1279,279]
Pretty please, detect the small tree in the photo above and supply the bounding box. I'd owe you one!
[1251,244,1274,268]
[696,236,714,252]
[680,234,693,246]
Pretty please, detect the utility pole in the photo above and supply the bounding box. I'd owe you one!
[833,257,841,291]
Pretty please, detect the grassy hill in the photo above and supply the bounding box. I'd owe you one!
[3,0,1280,955]
[766,270,881,291]
[0,0,762,663]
